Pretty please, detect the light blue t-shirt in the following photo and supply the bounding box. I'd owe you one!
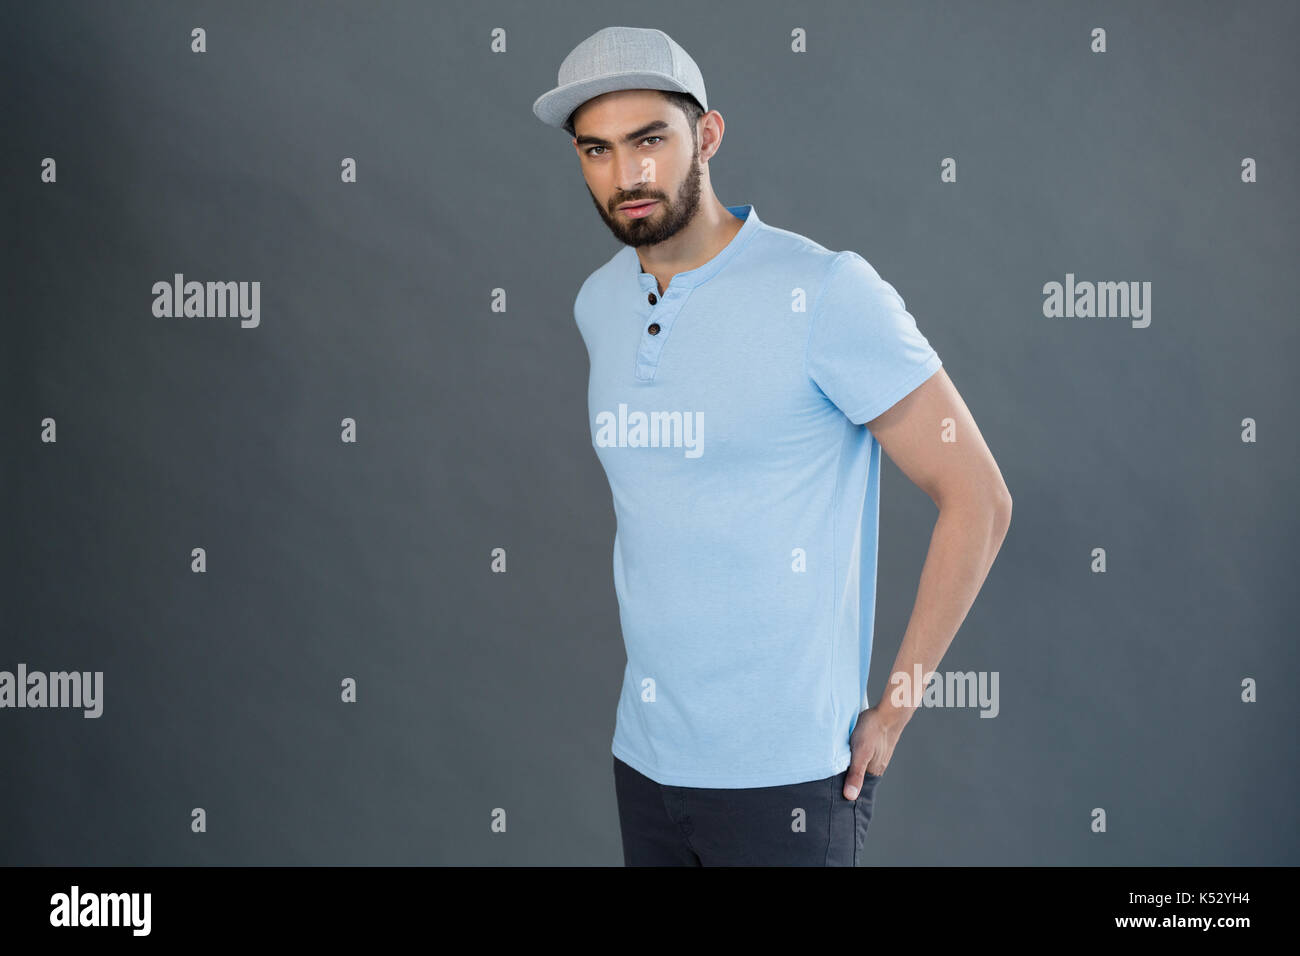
[573,204,943,788]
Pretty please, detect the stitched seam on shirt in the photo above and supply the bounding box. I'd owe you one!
[845,353,941,424]
[701,208,765,288]
[802,251,851,392]
[827,417,847,769]
[649,290,692,374]
[674,210,764,293]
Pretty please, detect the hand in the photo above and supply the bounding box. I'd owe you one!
[843,704,903,800]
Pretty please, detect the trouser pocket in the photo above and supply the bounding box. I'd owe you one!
[852,773,881,864]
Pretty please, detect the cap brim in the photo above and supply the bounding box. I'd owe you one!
[532,70,699,129]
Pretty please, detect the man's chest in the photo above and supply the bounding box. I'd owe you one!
[582,292,831,469]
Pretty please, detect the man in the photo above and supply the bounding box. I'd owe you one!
[533,26,1012,866]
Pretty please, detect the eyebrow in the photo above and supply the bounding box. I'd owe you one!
[574,120,671,149]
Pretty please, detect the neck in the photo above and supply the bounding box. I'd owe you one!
[636,198,743,280]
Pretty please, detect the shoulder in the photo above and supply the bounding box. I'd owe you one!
[747,217,838,271]
[575,245,632,305]
[813,249,908,319]
[739,217,893,298]
[572,246,633,340]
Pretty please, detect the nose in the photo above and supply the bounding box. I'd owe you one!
[617,155,653,196]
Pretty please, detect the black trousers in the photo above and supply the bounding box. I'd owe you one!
[613,755,880,866]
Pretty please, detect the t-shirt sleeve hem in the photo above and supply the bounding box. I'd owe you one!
[845,352,943,426]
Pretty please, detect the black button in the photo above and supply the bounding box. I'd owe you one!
[647,323,660,335]
[647,292,657,305]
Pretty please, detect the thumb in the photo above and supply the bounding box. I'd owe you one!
[843,751,872,800]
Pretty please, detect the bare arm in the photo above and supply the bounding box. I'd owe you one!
[843,366,1012,799]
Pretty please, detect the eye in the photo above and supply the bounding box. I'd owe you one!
[585,136,663,158]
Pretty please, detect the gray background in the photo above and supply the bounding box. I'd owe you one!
[3,0,1296,865]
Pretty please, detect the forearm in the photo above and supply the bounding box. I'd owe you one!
[875,494,1011,731]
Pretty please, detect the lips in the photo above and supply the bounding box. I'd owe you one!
[619,200,659,218]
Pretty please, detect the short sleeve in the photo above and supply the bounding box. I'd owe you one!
[805,251,943,425]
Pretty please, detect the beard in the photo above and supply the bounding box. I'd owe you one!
[587,153,704,248]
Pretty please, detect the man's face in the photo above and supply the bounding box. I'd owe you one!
[570,90,703,248]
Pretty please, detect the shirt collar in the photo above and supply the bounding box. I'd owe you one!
[633,204,762,292]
